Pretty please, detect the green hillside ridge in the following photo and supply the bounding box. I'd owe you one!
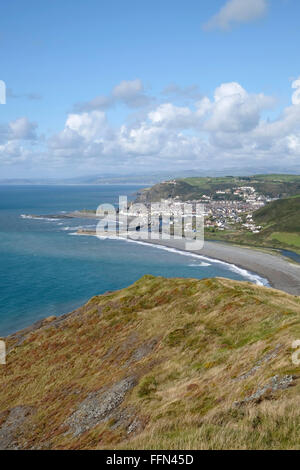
[1,275,299,450]
[182,174,300,198]
[252,196,300,251]
[253,195,300,232]
[136,174,300,203]
[206,195,300,253]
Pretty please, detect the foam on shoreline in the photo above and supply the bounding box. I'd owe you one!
[123,238,269,287]
[74,231,269,287]
[20,214,60,221]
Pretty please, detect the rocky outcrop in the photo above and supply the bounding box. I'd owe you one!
[0,406,35,450]
[65,377,137,436]
[233,375,296,407]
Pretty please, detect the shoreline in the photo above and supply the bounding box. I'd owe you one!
[142,238,300,295]
[75,230,300,296]
[125,238,269,287]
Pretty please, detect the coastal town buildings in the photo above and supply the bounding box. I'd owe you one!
[125,185,275,235]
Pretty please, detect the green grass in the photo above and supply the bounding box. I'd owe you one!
[204,195,300,253]
[270,232,300,248]
[138,376,158,398]
[254,195,300,232]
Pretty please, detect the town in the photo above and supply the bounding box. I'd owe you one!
[122,185,277,236]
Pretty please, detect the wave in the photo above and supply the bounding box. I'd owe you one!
[188,262,211,267]
[117,238,269,287]
[70,230,268,287]
[62,224,97,231]
[20,214,60,221]
[20,214,36,219]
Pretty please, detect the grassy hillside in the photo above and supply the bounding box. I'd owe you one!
[206,196,300,253]
[182,175,300,198]
[136,180,202,203]
[254,195,300,232]
[252,196,300,251]
[136,175,300,202]
[1,276,299,450]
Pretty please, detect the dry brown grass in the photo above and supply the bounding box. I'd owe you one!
[0,275,299,449]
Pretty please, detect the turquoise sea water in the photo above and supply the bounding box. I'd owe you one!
[0,185,266,336]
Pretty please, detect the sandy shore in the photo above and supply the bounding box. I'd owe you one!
[143,238,300,296]
[77,229,300,296]
[30,211,300,296]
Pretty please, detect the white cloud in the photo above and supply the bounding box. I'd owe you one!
[292,77,300,105]
[113,79,141,99]
[117,123,205,161]
[9,117,38,140]
[0,117,38,147]
[146,82,275,134]
[148,103,194,129]
[48,127,83,151]
[0,117,39,166]
[287,134,300,154]
[65,111,107,140]
[203,0,268,31]
[214,82,247,101]
[2,76,300,174]
[195,97,212,117]
[45,79,299,171]
[0,141,23,162]
[205,82,275,132]
[112,79,151,108]
[48,111,111,160]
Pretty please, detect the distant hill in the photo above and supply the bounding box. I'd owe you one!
[136,174,300,203]
[0,170,208,186]
[1,275,299,450]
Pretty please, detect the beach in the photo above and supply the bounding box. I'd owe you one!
[143,238,300,296]
[78,228,300,296]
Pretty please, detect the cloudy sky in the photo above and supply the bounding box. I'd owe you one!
[1,0,300,178]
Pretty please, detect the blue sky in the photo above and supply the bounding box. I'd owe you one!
[1,0,300,178]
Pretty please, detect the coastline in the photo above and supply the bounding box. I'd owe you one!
[144,238,300,295]
[75,230,300,296]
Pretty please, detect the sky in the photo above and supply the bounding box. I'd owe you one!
[0,0,300,178]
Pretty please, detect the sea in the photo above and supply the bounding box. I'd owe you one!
[0,185,268,336]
